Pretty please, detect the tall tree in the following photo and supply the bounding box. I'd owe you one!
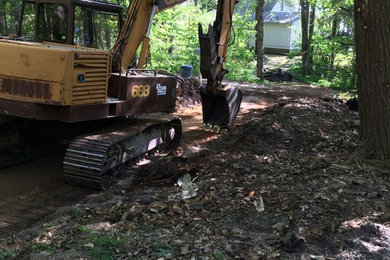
[355,0,390,159]
[328,14,339,80]
[308,1,316,68]
[300,0,316,76]
[256,0,264,78]
[300,0,310,76]
[11,0,21,34]
[0,1,6,35]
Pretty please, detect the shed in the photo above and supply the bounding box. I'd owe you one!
[263,2,301,54]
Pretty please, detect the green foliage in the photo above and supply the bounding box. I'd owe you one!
[149,240,176,258]
[300,0,356,91]
[84,235,124,260]
[87,235,124,248]
[32,243,56,254]
[149,4,213,75]
[0,248,15,259]
[77,225,92,233]
[0,0,21,36]
[287,48,301,59]
[290,52,356,92]
[68,208,81,217]
[195,0,218,11]
[149,3,259,83]
[88,247,112,260]
[224,12,257,82]
[212,250,226,260]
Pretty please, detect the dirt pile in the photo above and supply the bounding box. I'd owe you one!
[176,77,202,108]
[1,95,389,260]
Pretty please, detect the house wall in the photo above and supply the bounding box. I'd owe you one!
[244,1,301,53]
[290,19,301,49]
[264,23,292,51]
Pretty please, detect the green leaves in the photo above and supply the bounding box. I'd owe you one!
[0,249,15,259]
[149,3,258,82]
[149,4,214,75]
[294,0,356,90]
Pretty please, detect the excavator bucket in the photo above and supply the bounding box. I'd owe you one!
[200,85,242,127]
[199,24,242,128]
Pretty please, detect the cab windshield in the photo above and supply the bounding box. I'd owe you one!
[37,3,68,42]
[74,5,120,50]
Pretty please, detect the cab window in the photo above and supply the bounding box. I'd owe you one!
[74,5,119,50]
[74,6,95,47]
[38,3,68,42]
[20,2,36,40]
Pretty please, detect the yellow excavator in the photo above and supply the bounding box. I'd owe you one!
[0,0,242,188]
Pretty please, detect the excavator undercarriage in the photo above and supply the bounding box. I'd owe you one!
[64,116,181,189]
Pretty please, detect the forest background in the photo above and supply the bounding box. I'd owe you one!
[0,0,356,92]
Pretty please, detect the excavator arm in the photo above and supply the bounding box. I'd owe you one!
[199,0,242,128]
[112,0,190,71]
[199,0,237,91]
[113,0,242,128]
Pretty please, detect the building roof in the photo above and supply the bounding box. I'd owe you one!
[264,11,300,24]
[264,2,277,12]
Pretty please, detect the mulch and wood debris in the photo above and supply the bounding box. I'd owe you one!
[0,82,389,260]
[176,77,202,108]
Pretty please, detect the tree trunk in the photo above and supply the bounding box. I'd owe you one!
[2,0,8,35]
[0,2,5,35]
[256,0,264,78]
[308,2,316,70]
[328,15,339,80]
[104,24,111,50]
[11,0,21,35]
[300,0,310,76]
[355,0,390,159]
[351,50,357,90]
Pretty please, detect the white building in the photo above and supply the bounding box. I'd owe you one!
[263,1,301,54]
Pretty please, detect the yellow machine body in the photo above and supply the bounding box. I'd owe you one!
[0,39,110,106]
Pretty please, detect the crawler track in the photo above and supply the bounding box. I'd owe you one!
[64,117,182,189]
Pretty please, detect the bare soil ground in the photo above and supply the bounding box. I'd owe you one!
[263,54,297,71]
[1,80,389,260]
[0,151,95,237]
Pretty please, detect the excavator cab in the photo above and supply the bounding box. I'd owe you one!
[19,0,122,49]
